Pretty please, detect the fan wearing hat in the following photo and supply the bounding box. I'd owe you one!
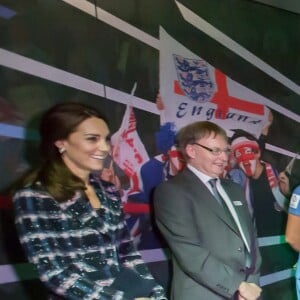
[229,130,289,238]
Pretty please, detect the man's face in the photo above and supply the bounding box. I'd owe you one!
[187,133,230,178]
[234,145,258,177]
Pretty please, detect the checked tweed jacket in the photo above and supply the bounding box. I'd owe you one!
[13,175,166,300]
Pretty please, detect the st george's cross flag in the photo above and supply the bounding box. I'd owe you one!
[159,27,270,138]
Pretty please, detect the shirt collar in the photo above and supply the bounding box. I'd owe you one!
[187,163,219,184]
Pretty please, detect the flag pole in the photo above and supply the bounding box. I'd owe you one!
[130,82,137,96]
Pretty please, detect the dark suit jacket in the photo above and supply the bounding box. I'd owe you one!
[154,168,261,300]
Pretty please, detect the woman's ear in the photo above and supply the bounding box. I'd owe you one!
[54,140,64,149]
[54,140,66,154]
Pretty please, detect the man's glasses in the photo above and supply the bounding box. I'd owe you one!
[192,143,231,156]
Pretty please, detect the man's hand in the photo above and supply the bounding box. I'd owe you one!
[238,281,262,300]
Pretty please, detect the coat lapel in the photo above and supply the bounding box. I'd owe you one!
[221,179,252,249]
[181,169,240,234]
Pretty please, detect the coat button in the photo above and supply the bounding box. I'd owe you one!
[237,247,242,251]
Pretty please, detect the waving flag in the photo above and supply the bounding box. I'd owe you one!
[111,104,149,199]
[160,27,270,138]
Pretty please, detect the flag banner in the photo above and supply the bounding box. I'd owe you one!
[111,105,149,200]
[159,27,270,138]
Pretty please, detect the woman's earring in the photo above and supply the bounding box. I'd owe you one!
[58,147,65,154]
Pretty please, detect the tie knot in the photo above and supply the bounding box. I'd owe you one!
[208,178,218,188]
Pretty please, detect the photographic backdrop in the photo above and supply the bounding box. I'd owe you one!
[0,1,299,299]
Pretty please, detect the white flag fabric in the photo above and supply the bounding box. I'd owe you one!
[111,105,149,199]
[159,27,270,138]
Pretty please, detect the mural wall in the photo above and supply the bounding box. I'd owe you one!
[0,0,299,299]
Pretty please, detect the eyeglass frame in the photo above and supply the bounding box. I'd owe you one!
[192,142,232,156]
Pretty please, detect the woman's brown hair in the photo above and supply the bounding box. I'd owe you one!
[22,102,108,201]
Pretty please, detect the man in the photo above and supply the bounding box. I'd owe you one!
[154,121,262,300]
[140,122,184,202]
[229,131,298,299]
[229,130,289,237]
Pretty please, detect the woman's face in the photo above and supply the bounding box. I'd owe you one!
[55,117,110,181]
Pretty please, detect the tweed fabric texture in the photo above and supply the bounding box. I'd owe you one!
[13,175,166,300]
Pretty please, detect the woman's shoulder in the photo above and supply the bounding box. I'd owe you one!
[13,182,58,208]
[14,181,46,195]
[292,185,300,195]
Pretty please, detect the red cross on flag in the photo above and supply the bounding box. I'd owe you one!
[160,27,270,138]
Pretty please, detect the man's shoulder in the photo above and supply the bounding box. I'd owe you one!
[165,167,194,182]
[221,177,244,192]
[155,168,200,193]
[221,177,238,185]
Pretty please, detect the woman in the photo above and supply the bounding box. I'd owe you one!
[13,102,166,300]
[285,184,300,300]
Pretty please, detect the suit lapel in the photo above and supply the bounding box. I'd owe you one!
[221,180,252,250]
[181,169,240,234]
